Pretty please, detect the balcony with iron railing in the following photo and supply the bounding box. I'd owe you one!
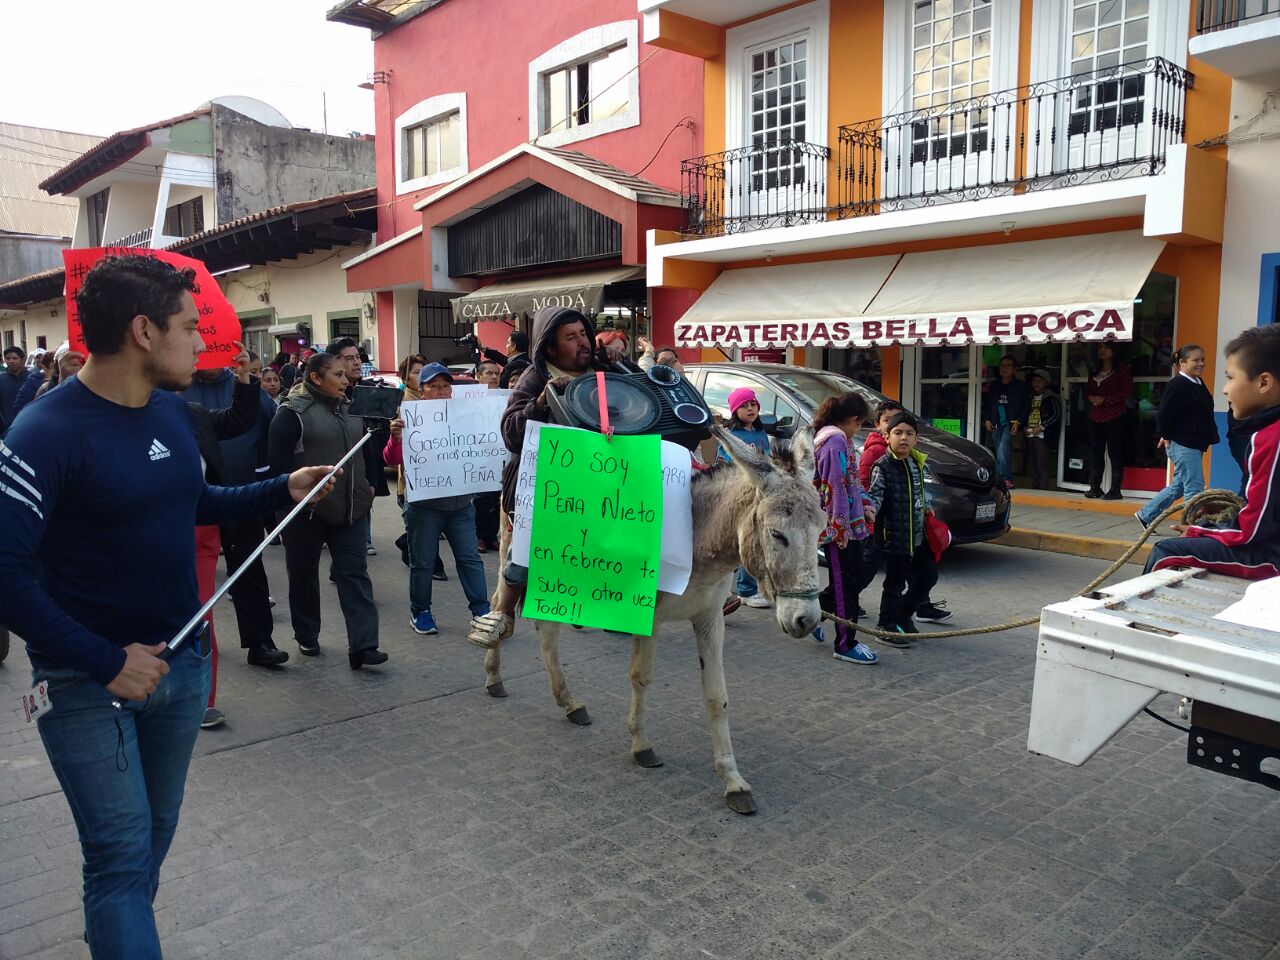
[680,139,830,238]
[1196,0,1279,31]
[106,226,154,248]
[677,58,1193,239]
[837,58,1193,219]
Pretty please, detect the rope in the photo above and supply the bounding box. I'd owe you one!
[821,488,1245,646]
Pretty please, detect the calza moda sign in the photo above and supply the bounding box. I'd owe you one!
[62,248,242,370]
[676,304,1132,349]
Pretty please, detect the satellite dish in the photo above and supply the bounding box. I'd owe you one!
[200,96,292,128]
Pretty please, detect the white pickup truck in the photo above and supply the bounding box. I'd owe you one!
[1028,567,1280,790]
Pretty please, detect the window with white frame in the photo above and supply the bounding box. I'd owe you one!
[910,0,995,162]
[747,36,811,190]
[543,45,631,135]
[395,93,468,194]
[1068,0,1150,136]
[529,21,639,148]
[404,111,461,181]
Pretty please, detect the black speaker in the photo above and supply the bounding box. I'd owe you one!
[545,366,712,449]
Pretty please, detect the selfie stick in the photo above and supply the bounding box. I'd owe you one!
[163,430,376,658]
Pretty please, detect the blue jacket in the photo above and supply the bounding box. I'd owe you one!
[182,370,277,485]
[716,425,771,463]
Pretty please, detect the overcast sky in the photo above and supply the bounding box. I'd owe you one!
[0,0,375,138]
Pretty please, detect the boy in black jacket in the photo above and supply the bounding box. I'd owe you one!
[864,412,939,637]
[1145,326,1280,579]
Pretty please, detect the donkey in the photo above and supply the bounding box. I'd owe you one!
[480,425,826,815]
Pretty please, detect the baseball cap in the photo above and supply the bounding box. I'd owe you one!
[419,362,453,384]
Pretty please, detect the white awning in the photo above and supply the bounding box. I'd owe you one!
[675,231,1165,349]
[451,265,645,322]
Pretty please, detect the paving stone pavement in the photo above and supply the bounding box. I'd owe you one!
[3,505,1280,960]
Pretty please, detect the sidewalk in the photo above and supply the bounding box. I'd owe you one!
[996,489,1178,565]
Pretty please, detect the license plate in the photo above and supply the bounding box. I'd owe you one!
[975,501,996,522]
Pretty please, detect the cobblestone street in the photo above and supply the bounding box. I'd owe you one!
[3,509,1280,960]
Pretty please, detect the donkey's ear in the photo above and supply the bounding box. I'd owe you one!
[789,425,816,479]
[711,425,774,488]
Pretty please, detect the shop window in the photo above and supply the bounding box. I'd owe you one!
[530,21,639,148]
[330,316,360,340]
[821,347,883,393]
[395,93,469,195]
[163,197,204,238]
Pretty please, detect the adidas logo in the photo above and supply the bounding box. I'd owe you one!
[148,439,171,462]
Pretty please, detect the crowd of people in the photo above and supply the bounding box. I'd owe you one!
[2,252,1280,960]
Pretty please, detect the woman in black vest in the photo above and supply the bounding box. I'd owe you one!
[1136,343,1219,529]
[269,353,386,669]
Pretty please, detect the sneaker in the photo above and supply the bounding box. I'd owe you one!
[1135,511,1153,531]
[740,594,772,609]
[296,638,320,657]
[875,622,912,647]
[432,569,448,582]
[366,544,377,556]
[411,611,439,635]
[915,602,952,623]
[856,605,867,620]
[897,619,920,635]
[200,708,226,730]
[833,643,879,665]
[1102,489,1124,501]
[811,625,825,643]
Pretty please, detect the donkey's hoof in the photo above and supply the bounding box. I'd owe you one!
[486,681,508,699]
[633,748,664,768]
[725,790,757,815]
[566,706,592,726]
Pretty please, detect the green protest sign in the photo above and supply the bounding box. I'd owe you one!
[932,417,963,437]
[525,427,663,636]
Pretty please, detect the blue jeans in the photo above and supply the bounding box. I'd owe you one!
[34,646,211,960]
[735,567,758,597]
[404,500,490,617]
[991,423,1014,483]
[1137,441,1205,526]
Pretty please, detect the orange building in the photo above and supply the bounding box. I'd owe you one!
[640,0,1265,500]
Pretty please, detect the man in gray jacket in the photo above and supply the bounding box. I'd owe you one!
[385,363,490,636]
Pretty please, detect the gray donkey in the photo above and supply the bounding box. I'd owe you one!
[478,425,825,815]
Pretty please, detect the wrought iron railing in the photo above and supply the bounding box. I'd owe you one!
[108,226,154,248]
[680,139,830,237]
[836,58,1193,219]
[1197,0,1278,31]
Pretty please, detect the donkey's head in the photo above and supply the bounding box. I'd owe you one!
[714,425,824,638]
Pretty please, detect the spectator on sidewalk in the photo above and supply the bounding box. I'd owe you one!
[1025,369,1062,490]
[384,363,491,636]
[982,355,1030,491]
[1085,343,1133,500]
[0,254,332,959]
[1137,344,1219,530]
[269,352,387,670]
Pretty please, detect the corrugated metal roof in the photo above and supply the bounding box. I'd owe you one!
[0,122,101,238]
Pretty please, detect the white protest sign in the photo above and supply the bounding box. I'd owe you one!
[401,395,509,501]
[453,386,511,402]
[512,420,694,595]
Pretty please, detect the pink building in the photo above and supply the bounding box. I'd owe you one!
[328,0,705,369]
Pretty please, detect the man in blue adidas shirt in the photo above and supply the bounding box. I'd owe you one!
[0,255,339,960]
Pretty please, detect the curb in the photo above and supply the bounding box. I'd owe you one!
[1013,492,1143,516]
[995,527,1152,565]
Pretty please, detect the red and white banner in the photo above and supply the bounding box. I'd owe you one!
[676,303,1132,349]
[63,247,242,370]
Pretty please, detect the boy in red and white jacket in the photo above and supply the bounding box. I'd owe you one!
[1146,325,1280,579]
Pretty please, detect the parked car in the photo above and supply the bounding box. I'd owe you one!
[684,363,1011,545]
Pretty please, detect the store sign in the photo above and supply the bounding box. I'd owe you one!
[675,303,1133,349]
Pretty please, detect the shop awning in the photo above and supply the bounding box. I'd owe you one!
[451,265,645,323]
[675,231,1165,349]
[268,321,305,337]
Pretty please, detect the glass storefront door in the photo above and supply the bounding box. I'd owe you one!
[900,270,1175,495]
